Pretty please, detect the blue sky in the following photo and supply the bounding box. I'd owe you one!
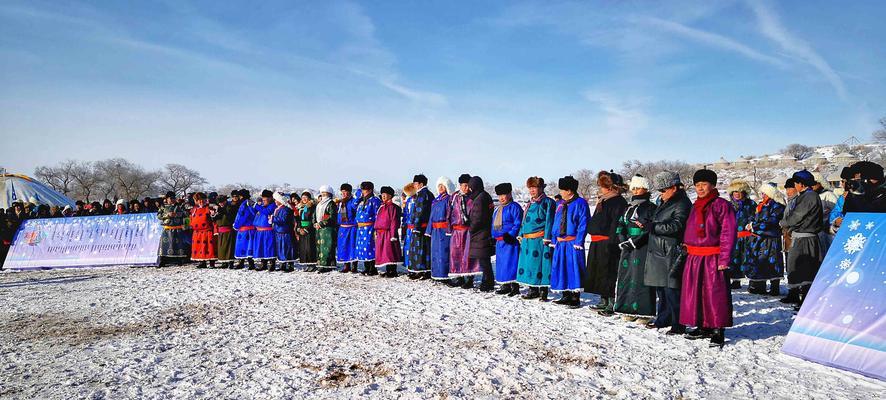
[0,0,883,189]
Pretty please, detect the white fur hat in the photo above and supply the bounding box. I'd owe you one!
[436,176,455,194]
[629,174,649,190]
[272,191,290,207]
[758,182,786,205]
[318,185,334,195]
[115,199,126,206]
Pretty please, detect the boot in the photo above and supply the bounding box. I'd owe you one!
[157,257,165,268]
[318,267,332,273]
[448,278,462,287]
[197,261,207,269]
[665,326,686,336]
[420,272,431,280]
[352,262,360,274]
[247,259,255,270]
[768,280,781,296]
[567,293,582,309]
[478,281,495,292]
[495,284,511,295]
[507,283,520,297]
[730,280,741,290]
[747,280,766,295]
[340,263,351,273]
[685,328,714,340]
[709,329,725,348]
[209,260,216,269]
[461,277,474,289]
[780,288,800,304]
[553,292,573,305]
[521,287,540,300]
[592,297,609,310]
[385,265,398,278]
[255,260,267,271]
[408,273,420,280]
[366,262,379,276]
[282,262,293,273]
[235,260,245,269]
[597,299,615,316]
[539,287,549,302]
[268,260,276,272]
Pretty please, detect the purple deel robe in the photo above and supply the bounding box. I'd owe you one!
[374,200,402,266]
[679,197,737,329]
[448,192,481,276]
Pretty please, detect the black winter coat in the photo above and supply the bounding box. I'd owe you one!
[643,189,692,289]
[467,176,495,258]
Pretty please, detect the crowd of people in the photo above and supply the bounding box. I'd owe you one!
[1,160,884,348]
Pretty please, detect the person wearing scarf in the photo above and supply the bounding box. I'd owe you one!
[550,176,590,307]
[778,170,823,311]
[295,191,318,271]
[408,174,434,279]
[374,186,403,277]
[190,192,217,269]
[336,183,359,273]
[492,182,523,296]
[612,175,657,323]
[429,177,455,282]
[251,190,277,271]
[314,185,338,273]
[232,189,256,270]
[448,174,482,288]
[401,184,416,272]
[743,183,786,295]
[680,169,736,347]
[272,191,296,272]
[468,176,496,292]
[355,181,382,276]
[158,191,188,267]
[726,180,757,290]
[516,177,557,301]
[584,171,629,313]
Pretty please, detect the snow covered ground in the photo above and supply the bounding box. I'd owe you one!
[1,265,883,399]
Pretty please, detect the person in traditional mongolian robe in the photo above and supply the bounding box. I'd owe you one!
[778,170,823,311]
[272,192,296,272]
[296,191,318,271]
[492,182,523,296]
[355,181,382,276]
[158,191,189,267]
[336,183,358,273]
[314,185,338,272]
[468,176,496,292]
[233,189,256,270]
[212,193,236,268]
[448,174,481,289]
[612,175,656,323]
[743,183,786,296]
[408,174,433,279]
[252,190,277,271]
[401,185,416,271]
[680,169,736,347]
[727,180,756,290]
[374,186,402,277]
[429,177,454,282]
[643,171,691,335]
[517,177,556,301]
[585,171,629,313]
[190,192,217,269]
[550,176,590,308]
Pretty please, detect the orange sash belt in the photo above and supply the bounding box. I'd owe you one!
[238,226,255,232]
[737,231,754,238]
[358,222,374,227]
[523,231,545,239]
[163,225,184,230]
[686,245,720,256]
[407,223,428,229]
[557,236,576,242]
[452,225,469,231]
[590,235,610,242]
[431,222,449,229]
[256,227,273,231]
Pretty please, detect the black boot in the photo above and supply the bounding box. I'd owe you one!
[709,329,725,348]
[567,292,582,309]
[448,277,462,287]
[780,287,800,304]
[495,283,511,295]
[340,263,351,273]
[352,262,360,274]
[234,260,244,269]
[268,260,276,272]
[554,292,573,305]
[768,280,781,296]
[539,287,549,302]
[665,326,686,336]
[157,257,165,268]
[747,280,766,295]
[255,260,266,271]
[385,265,398,278]
[461,277,474,289]
[366,262,378,276]
[507,283,521,297]
[685,328,714,340]
[209,260,216,269]
[478,281,495,292]
[197,261,207,269]
[730,280,741,290]
[247,258,255,270]
[522,287,540,300]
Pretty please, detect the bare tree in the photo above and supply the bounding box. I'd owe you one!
[781,143,814,160]
[95,158,160,200]
[70,161,100,202]
[572,169,597,200]
[873,117,886,143]
[158,163,208,198]
[34,160,79,196]
[831,144,851,155]
[621,159,695,188]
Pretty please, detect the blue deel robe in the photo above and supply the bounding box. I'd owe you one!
[492,201,523,284]
[355,195,382,261]
[273,205,296,262]
[429,193,452,280]
[336,196,358,263]
[402,196,414,268]
[233,201,255,259]
[550,196,590,292]
[251,202,276,260]
[408,187,433,273]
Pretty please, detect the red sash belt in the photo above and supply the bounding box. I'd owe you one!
[431,222,449,229]
[238,226,255,232]
[557,236,576,242]
[495,237,504,241]
[737,231,754,238]
[590,235,610,242]
[256,227,273,231]
[217,227,232,234]
[686,245,720,256]
[452,225,469,231]
[407,223,428,229]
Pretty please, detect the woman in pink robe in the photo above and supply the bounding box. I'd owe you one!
[447,174,482,288]
[374,186,402,277]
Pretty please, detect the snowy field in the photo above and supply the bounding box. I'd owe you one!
[1,265,883,399]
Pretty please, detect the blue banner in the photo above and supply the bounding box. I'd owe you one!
[4,214,162,269]
[782,212,885,380]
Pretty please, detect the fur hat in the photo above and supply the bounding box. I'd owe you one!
[272,191,289,207]
[301,190,313,199]
[758,182,786,205]
[360,181,374,191]
[318,185,334,195]
[609,171,625,188]
[458,174,471,184]
[413,174,428,185]
[193,192,207,201]
[526,176,545,189]
[436,176,455,194]
[380,186,395,196]
[840,166,855,180]
[629,174,649,190]
[811,172,831,190]
[402,183,416,196]
[852,161,884,181]
[261,189,274,198]
[164,191,176,199]
[241,189,251,199]
[340,183,353,192]
[652,171,681,191]
[791,170,815,187]
[494,183,512,195]
[216,195,228,204]
[115,199,126,207]
[784,178,795,189]
[693,169,717,186]
[727,179,751,195]
[558,176,579,192]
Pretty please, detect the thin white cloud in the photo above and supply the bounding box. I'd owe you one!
[637,17,786,67]
[583,91,649,136]
[746,0,848,100]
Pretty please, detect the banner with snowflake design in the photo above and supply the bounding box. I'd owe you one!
[782,213,885,380]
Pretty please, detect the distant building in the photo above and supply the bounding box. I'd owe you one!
[832,152,858,165]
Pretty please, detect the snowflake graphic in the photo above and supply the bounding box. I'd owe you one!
[844,233,867,255]
[838,259,852,270]
[848,220,861,231]
[866,221,876,230]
